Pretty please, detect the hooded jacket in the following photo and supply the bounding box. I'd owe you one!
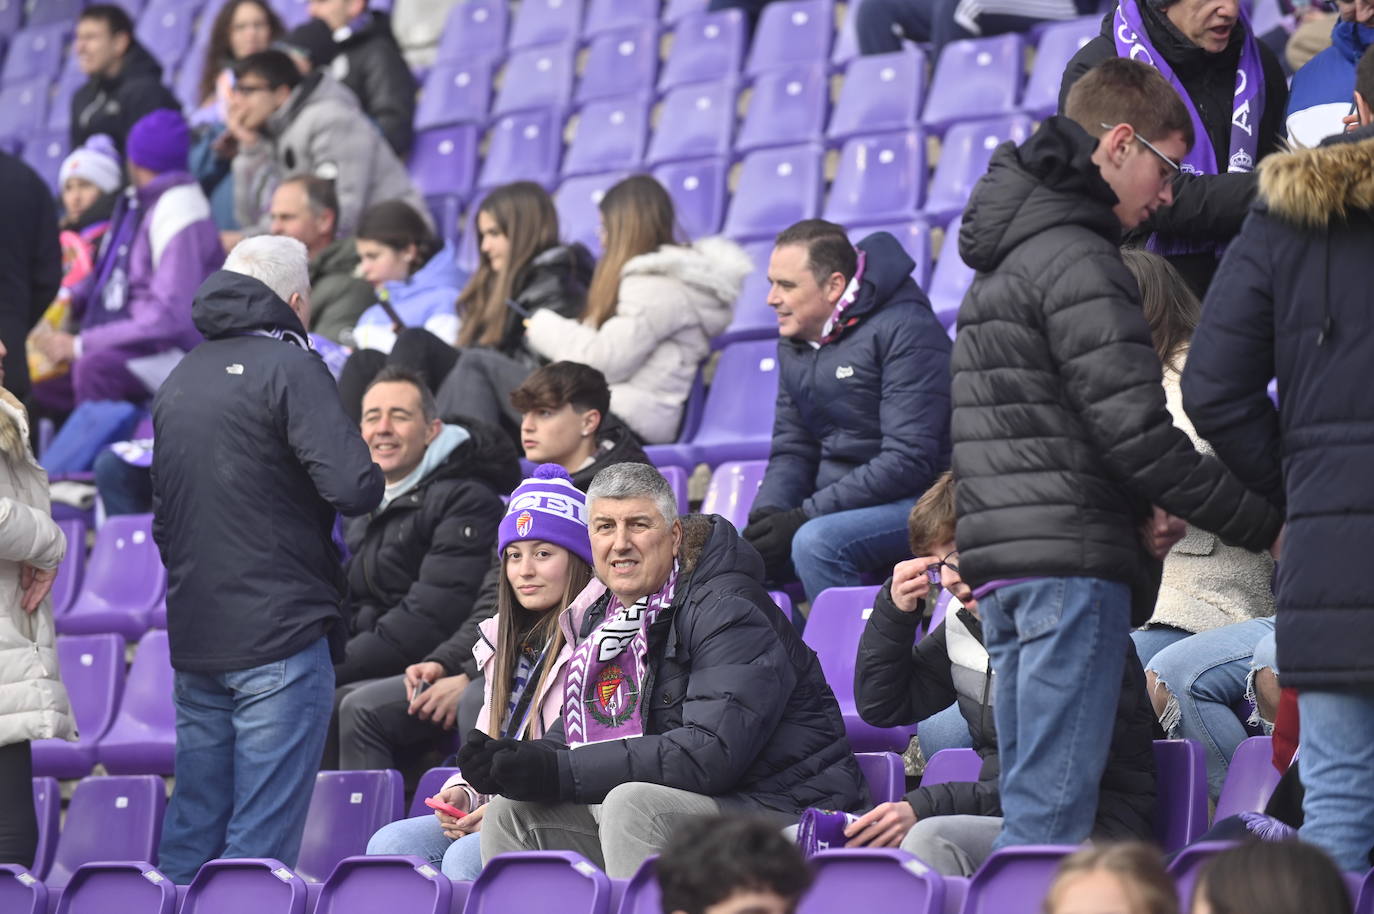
[70,42,181,153]
[152,270,384,673]
[327,9,417,158]
[754,231,951,518]
[351,240,468,353]
[524,238,751,444]
[1182,127,1374,687]
[338,417,519,685]
[308,236,375,344]
[1286,19,1374,149]
[950,116,1282,618]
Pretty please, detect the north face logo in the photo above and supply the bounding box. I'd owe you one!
[835,365,854,380]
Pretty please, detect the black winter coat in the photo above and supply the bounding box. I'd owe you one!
[71,42,181,153]
[950,117,1282,621]
[1183,128,1374,687]
[1059,4,1289,295]
[498,243,595,365]
[0,153,60,401]
[754,232,951,518]
[152,271,384,672]
[332,11,416,157]
[339,419,519,685]
[856,582,1157,838]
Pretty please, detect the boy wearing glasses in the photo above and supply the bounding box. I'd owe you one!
[949,57,1283,850]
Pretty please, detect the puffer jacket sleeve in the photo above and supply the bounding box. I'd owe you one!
[423,553,501,678]
[1141,172,1258,243]
[0,498,65,570]
[855,581,957,728]
[232,140,278,232]
[355,44,416,157]
[306,108,381,234]
[753,379,819,513]
[279,353,384,517]
[905,777,1002,819]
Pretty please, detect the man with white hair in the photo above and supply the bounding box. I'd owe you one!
[150,235,384,882]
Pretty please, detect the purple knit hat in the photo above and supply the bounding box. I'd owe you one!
[126,109,190,174]
[499,464,593,566]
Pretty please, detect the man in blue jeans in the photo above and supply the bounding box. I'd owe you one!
[949,59,1283,849]
[151,235,383,882]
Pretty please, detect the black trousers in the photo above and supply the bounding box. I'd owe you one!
[0,741,36,869]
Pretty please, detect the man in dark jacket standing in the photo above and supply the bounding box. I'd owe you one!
[951,58,1282,850]
[1182,127,1374,871]
[464,463,866,878]
[0,152,61,403]
[151,236,384,882]
[70,4,181,154]
[1060,0,1289,295]
[744,221,951,603]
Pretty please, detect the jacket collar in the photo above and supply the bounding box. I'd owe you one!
[1258,130,1374,228]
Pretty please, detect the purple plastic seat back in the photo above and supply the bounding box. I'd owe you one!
[1213,735,1280,821]
[922,34,1025,132]
[922,747,982,786]
[0,864,47,914]
[928,215,976,328]
[493,43,576,118]
[799,848,943,914]
[415,62,491,130]
[47,775,167,888]
[646,81,735,166]
[925,115,1033,224]
[690,339,781,466]
[848,221,933,289]
[1355,869,1374,914]
[825,130,926,226]
[31,633,126,779]
[700,460,768,531]
[408,768,463,818]
[57,513,165,640]
[22,130,70,192]
[1166,840,1237,910]
[268,0,311,28]
[658,9,745,92]
[660,465,690,516]
[509,0,585,50]
[855,752,904,804]
[577,24,658,104]
[711,240,776,348]
[315,856,450,914]
[828,4,859,68]
[804,586,917,752]
[136,0,195,71]
[55,862,176,914]
[466,850,612,914]
[97,629,176,775]
[735,62,828,153]
[722,143,824,243]
[585,0,658,34]
[437,0,509,63]
[1154,739,1209,852]
[0,79,49,145]
[563,95,649,177]
[31,777,60,881]
[769,590,794,621]
[172,38,209,111]
[48,59,88,131]
[50,518,86,618]
[24,0,85,27]
[615,855,659,914]
[1021,17,1097,118]
[1,23,68,85]
[653,156,727,240]
[664,0,706,23]
[478,109,563,191]
[828,48,926,144]
[182,858,308,914]
[963,846,1075,914]
[554,171,628,255]
[296,770,405,883]
[409,124,479,199]
[745,0,834,76]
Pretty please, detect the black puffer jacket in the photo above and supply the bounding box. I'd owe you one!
[70,42,181,153]
[338,418,519,684]
[498,243,595,365]
[950,116,1283,622]
[0,152,60,401]
[856,582,1156,837]
[331,10,416,157]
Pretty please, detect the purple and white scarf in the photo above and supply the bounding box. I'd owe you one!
[817,249,866,346]
[564,562,679,748]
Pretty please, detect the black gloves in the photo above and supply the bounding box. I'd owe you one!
[742,506,808,580]
[457,730,568,802]
[456,730,514,795]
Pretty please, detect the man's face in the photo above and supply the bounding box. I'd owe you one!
[269,183,333,255]
[230,76,290,131]
[521,402,597,466]
[1165,0,1241,53]
[1337,0,1374,24]
[307,0,359,30]
[74,18,128,77]
[1100,128,1187,230]
[589,496,681,605]
[360,381,440,483]
[766,244,844,342]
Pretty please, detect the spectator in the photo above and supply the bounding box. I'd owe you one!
[1181,111,1374,872]
[657,816,813,914]
[1061,0,1290,296]
[1286,2,1374,146]
[70,4,181,154]
[439,175,751,444]
[1044,844,1178,914]
[467,463,866,878]
[390,0,465,70]
[363,465,595,878]
[32,111,223,413]
[851,473,1156,875]
[0,341,72,868]
[306,0,418,157]
[1354,41,1374,127]
[152,236,384,882]
[743,221,950,604]
[0,157,61,408]
[950,58,1283,850]
[227,49,426,237]
[1191,841,1352,914]
[856,0,1098,57]
[268,175,375,343]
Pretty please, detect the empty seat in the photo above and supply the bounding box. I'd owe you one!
[492,43,576,118]
[0,865,47,914]
[56,513,166,640]
[47,59,87,131]
[924,114,1033,225]
[0,0,24,35]
[617,855,660,914]
[414,61,491,130]
[1,24,68,86]
[49,518,86,618]
[922,747,982,786]
[555,170,628,254]
[827,48,926,144]
[97,629,175,775]
[711,240,777,348]
[268,0,312,28]
[508,0,585,49]
[847,221,933,289]
[30,633,125,779]
[407,768,462,818]
[1213,736,1281,822]
[722,143,823,243]
[961,845,1075,914]
[1154,738,1208,852]
[46,774,167,888]
[927,215,976,328]
[828,3,860,69]
[700,460,768,532]
[584,0,658,34]
[295,770,405,883]
[21,130,69,194]
[825,130,926,226]
[659,464,690,516]
[577,24,658,104]
[799,848,944,914]
[314,856,451,914]
[652,156,727,240]
[31,777,60,881]
[735,62,828,154]
[658,9,745,92]
[409,124,479,201]
[687,339,781,467]
[181,858,310,914]
[645,81,735,166]
[0,79,49,146]
[436,0,508,63]
[745,0,834,76]
[663,0,707,23]
[562,95,649,177]
[136,0,196,72]
[1166,840,1237,909]
[855,752,905,804]
[1021,16,1099,119]
[55,862,177,914]
[922,34,1025,133]
[465,851,612,914]
[478,110,563,191]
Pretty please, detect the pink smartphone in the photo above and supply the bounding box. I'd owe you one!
[424,796,465,818]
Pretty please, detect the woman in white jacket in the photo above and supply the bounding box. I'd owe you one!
[0,346,73,868]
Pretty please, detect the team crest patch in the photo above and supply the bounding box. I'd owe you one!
[515,511,534,537]
[588,663,638,727]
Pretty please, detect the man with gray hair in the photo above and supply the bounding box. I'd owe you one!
[150,235,384,882]
[460,462,867,878]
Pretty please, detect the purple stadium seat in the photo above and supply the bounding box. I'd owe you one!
[921,747,981,786]
[660,465,690,516]
[1021,17,1098,119]
[701,460,768,531]
[664,0,707,23]
[735,62,828,154]
[136,0,196,71]
[55,862,177,914]
[1212,735,1280,822]
[827,48,926,144]
[924,115,1033,226]
[562,95,649,177]
[49,518,86,618]
[1154,738,1209,852]
[30,633,125,778]
[657,9,745,92]
[0,0,23,37]
[21,0,83,28]
[722,144,824,243]
[436,0,509,64]
[1356,869,1374,914]
[824,130,926,226]
[962,846,1075,914]
[22,131,71,194]
[922,34,1025,134]
[48,59,88,131]
[687,338,781,467]
[804,586,917,752]
[46,775,167,888]
[172,36,209,111]
[56,513,166,640]
[97,629,175,775]
[414,62,491,130]
[0,865,47,914]
[478,109,563,191]
[295,770,405,883]
[267,0,311,28]
[1,24,68,86]
[31,778,60,881]
[182,858,309,914]
[509,0,585,49]
[828,4,859,69]
[856,752,905,804]
[0,79,49,147]
[466,851,612,914]
[645,81,735,166]
[408,768,462,818]
[928,215,975,328]
[314,856,451,914]
[554,171,627,255]
[409,124,479,200]
[848,221,933,289]
[616,855,659,914]
[492,43,576,118]
[770,589,794,621]
[800,848,944,914]
[1167,840,1237,910]
[585,0,658,34]
[745,0,834,76]
[653,157,727,240]
[577,24,658,104]
[711,240,776,348]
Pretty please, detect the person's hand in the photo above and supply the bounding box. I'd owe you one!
[20,564,55,614]
[443,803,486,840]
[889,557,935,613]
[489,740,567,802]
[1141,506,1187,560]
[409,673,470,729]
[1269,524,1285,562]
[746,505,780,527]
[843,801,918,848]
[35,331,75,364]
[224,105,260,148]
[404,661,446,692]
[456,731,517,795]
[431,784,471,834]
[742,507,808,578]
[1344,109,1362,133]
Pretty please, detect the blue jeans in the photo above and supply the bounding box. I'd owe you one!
[93,449,153,516]
[158,637,335,883]
[1143,617,1276,798]
[918,702,973,756]
[1130,624,1191,668]
[367,814,484,880]
[791,498,918,603]
[978,577,1131,848]
[1298,688,1374,871]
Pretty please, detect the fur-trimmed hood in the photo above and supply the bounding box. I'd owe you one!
[1258,130,1374,228]
[621,237,754,307]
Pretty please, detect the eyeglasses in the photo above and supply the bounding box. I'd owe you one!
[925,550,960,586]
[1100,123,1182,174]
[231,82,274,96]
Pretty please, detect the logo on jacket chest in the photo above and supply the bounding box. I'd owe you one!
[835,365,854,380]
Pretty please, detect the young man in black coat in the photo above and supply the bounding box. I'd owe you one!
[70,5,181,154]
